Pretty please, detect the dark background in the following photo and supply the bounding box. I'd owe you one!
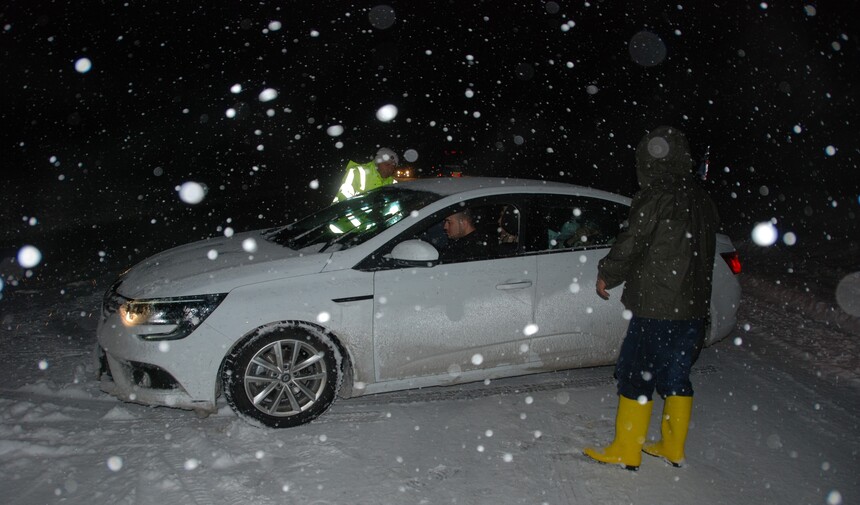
[1,0,857,287]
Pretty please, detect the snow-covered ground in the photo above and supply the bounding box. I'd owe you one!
[1,207,858,505]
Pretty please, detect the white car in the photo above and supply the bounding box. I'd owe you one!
[96,177,742,428]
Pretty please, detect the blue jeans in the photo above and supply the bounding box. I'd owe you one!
[615,316,704,401]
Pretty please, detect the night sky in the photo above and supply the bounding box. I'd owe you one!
[1,1,857,283]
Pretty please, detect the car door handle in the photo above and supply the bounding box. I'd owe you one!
[495,281,533,290]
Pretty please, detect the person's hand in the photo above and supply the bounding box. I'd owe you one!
[596,277,610,300]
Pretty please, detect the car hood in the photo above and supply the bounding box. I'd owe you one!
[116,229,333,299]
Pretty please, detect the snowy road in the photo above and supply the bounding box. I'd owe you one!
[1,272,857,505]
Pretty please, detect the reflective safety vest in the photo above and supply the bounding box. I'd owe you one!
[332,160,395,203]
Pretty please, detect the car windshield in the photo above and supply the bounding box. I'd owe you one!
[265,187,440,253]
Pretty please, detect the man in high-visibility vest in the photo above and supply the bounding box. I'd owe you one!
[332,147,399,203]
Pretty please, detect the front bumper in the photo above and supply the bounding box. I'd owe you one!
[95,344,218,414]
[96,287,229,413]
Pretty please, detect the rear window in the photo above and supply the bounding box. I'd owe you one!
[524,195,629,252]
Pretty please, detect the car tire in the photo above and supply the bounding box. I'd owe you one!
[222,325,342,428]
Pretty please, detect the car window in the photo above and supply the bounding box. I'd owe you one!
[265,187,440,252]
[394,198,524,264]
[523,195,628,252]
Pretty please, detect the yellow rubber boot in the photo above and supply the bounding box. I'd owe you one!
[643,395,693,467]
[583,396,653,470]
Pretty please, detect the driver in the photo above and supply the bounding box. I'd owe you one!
[440,209,495,262]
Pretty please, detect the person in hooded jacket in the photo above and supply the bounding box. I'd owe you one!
[583,126,720,471]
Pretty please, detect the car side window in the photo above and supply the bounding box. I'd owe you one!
[523,196,628,252]
[401,199,524,264]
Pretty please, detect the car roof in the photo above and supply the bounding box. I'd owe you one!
[393,177,628,202]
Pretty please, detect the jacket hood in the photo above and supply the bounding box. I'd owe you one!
[635,125,693,188]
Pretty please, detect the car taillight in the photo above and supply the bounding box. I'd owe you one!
[720,251,742,275]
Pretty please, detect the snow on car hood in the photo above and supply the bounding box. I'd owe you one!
[116,229,332,299]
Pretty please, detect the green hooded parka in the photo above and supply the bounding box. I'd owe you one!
[597,126,720,320]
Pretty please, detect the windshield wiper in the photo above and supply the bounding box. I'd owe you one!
[319,225,362,253]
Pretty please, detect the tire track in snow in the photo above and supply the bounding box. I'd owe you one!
[155,451,219,505]
[4,468,57,505]
[549,453,595,505]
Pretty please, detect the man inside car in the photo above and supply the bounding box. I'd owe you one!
[440,208,496,262]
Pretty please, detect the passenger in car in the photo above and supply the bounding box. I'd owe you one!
[497,205,519,244]
[440,209,497,262]
[496,205,519,256]
[548,214,601,248]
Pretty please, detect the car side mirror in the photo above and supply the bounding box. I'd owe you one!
[387,239,439,262]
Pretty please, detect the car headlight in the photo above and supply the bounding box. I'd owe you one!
[118,294,227,341]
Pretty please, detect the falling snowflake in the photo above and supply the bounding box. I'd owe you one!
[74,57,92,73]
[376,104,398,122]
